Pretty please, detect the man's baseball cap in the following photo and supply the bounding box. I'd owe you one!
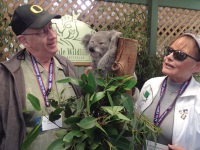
[10,4,61,36]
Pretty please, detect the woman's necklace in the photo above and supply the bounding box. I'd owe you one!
[167,87,178,95]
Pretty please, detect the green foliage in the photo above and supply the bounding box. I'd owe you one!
[194,72,200,83]
[24,71,160,150]
[22,119,42,150]
[136,50,163,90]
[101,6,163,90]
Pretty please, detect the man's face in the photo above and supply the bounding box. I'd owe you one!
[22,22,58,60]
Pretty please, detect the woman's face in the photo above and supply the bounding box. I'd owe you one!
[162,36,200,83]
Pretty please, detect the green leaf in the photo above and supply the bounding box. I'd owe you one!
[77,116,96,129]
[64,117,81,125]
[76,142,86,150]
[106,127,118,135]
[56,77,71,83]
[106,85,118,91]
[95,122,107,134]
[57,77,80,86]
[85,93,90,114]
[110,136,130,150]
[27,94,41,111]
[107,92,114,107]
[55,129,67,138]
[81,73,88,83]
[121,93,133,118]
[49,99,58,108]
[49,108,62,122]
[116,113,130,121]
[101,106,124,115]
[63,130,83,142]
[90,139,101,149]
[54,107,63,115]
[87,71,96,89]
[84,128,95,139]
[90,92,105,105]
[49,113,61,122]
[107,80,119,88]
[112,75,129,80]
[64,104,73,118]
[122,79,137,90]
[96,78,106,86]
[47,138,65,150]
[74,97,84,116]
[82,84,95,94]
[22,119,42,150]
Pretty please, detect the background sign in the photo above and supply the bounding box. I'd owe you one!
[52,11,95,65]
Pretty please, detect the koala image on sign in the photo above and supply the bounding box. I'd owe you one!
[81,30,122,76]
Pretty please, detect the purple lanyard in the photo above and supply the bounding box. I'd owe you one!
[30,54,54,107]
[154,77,191,126]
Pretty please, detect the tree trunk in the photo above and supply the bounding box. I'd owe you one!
[111,37,138,95]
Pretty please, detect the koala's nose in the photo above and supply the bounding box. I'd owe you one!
[89,48,94,52]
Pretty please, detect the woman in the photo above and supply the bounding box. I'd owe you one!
[135,33,200,150]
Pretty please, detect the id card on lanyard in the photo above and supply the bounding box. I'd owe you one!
[30,54,63,130]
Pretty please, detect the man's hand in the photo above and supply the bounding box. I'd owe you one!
[168,144,185,150]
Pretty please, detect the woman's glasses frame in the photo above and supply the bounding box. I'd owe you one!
[164,46,199,62]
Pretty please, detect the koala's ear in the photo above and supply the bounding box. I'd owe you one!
[81,34,92,47]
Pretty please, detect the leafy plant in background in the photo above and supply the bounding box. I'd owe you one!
[136,50,163,90]
[22,71,160,150]
[102,7,164,89]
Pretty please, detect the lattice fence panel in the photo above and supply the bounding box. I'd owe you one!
[1,0,200,60]
[1,0,148,60]
[157,7,200,56]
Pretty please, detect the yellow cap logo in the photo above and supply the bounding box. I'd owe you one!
[30,5,43,13]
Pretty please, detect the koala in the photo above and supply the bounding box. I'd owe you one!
[82,30,139,101]
[81,30,122,76]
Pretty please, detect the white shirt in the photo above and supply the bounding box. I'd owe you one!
[135,76,200,150]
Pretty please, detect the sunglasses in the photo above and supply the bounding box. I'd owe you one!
[164,46,199,61]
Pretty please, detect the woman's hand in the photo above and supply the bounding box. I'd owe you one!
[168,144,185,150]
[84,66,92,75]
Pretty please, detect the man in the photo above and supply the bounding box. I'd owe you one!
[0,4,81,150]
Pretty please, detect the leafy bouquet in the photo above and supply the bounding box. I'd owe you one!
[22,71,160,150]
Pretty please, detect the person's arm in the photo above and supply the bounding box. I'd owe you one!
[168,144,185,150]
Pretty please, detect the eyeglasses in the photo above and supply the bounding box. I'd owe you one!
[21,23,57,37]
[164,46,199,62]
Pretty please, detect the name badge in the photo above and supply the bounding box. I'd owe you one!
[145,140,169,150]
[42,115,62,131]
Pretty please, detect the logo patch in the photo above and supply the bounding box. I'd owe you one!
[143,91,150,100]
[30,5,43,13]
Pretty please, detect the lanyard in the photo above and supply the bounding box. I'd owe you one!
[30,54,54,107]
[154,77,191,126]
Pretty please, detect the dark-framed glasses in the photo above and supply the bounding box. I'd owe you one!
[21,23,57,37]
[164,46,199,62]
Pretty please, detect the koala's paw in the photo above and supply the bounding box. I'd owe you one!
[108,31,122,53]
[97,62,107,70]
[111,31,122,43]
